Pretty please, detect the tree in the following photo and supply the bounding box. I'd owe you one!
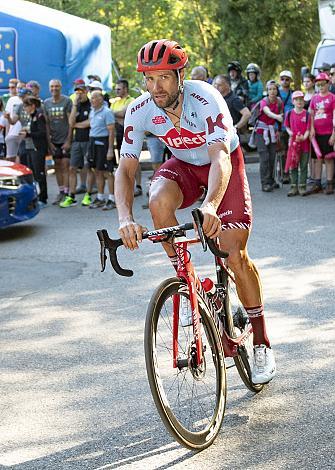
[34,0,320,87]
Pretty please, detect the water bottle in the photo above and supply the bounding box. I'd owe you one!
[200,277,223,314]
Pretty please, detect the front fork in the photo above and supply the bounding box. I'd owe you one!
[172,242,203,368]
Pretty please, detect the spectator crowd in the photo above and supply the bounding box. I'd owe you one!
[0,60,335,210]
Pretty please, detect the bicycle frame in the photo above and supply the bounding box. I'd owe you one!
[97,217,253,371]
[154,235,254,370]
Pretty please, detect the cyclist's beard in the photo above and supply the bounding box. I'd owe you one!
[152,89,180,109]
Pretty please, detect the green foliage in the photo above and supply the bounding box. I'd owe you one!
[33,0,319,87]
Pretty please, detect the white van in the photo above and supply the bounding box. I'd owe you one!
[310,1,335,75]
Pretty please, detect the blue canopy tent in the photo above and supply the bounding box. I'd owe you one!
[0,0,113,98]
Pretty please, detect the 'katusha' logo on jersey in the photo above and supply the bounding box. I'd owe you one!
[158,128,206,149]
[152,116,167,125]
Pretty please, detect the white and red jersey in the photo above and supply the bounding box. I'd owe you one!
[120,80,239,166]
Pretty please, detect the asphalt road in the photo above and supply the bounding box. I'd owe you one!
[0,164,334,470]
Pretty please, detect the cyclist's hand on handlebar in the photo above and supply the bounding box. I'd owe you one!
[200,203,222,239]
[118,218,147,250]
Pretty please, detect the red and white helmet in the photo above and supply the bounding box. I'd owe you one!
[137,39,188,72]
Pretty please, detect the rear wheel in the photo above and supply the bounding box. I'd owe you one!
[144,277,226,450]
[223,270,264,393]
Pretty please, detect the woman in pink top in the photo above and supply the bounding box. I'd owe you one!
[307,72,335,195]
[254,80,283,192]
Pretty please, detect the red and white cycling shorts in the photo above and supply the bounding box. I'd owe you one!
[152,145,252,230]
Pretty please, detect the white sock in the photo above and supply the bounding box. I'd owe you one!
[108,194,115,202]
[97,193,105,201]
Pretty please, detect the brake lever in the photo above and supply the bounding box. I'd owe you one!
[191,208,207,252]
[99,240,107,272]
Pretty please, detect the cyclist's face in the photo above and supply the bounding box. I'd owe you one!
[144,70,181,108]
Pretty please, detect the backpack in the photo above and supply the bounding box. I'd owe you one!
[248,97,283,127]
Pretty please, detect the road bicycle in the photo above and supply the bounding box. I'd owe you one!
[97,209,263,451]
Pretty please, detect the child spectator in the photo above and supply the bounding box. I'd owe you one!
[284,91,310,196]
[246,63,264,107]
[254,80,283,192]
[306,72,335,195]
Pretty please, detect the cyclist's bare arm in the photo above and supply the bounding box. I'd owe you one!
[115,158,147,250]
[201,142,232,239]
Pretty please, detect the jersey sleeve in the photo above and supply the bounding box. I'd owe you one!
[120,103,145,160]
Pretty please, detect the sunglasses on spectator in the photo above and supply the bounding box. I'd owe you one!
[9,85,16,88]
[317,81,328,86]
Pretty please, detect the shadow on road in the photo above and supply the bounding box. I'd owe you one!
[0,224,41,242]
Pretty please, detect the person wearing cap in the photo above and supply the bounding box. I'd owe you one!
[87,80,110,106]
[26,80,41,99]
[306,72,335,195]
[60,82,92,208]
[318,62,331,74]
[87,90,116,210]
[284,90,311,196]
[227,61,249,106]
[278,70,294,183]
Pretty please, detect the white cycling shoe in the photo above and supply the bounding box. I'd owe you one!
[252,344,276,384]
[179,296,192,327]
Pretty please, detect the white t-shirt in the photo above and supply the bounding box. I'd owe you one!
[0,113,6,144]
[5,96,22,137]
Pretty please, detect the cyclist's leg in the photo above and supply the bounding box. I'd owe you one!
[217,146,271,347]
[149,157,203,258]
[149,177,183,257]
[218,228,270,347]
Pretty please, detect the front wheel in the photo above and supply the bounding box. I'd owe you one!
[223,270,264,393]
[144,277,226,450]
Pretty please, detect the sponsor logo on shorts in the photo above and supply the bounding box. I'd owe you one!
[219,209,233,218]
[158,128,206,149]
[152,116,167,125]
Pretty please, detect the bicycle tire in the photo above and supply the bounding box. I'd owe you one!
[144,277,226,450]
[223,271,264,393]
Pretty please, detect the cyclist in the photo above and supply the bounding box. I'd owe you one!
[114,39,276,384]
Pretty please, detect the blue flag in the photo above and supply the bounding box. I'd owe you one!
[0,27,18,91]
